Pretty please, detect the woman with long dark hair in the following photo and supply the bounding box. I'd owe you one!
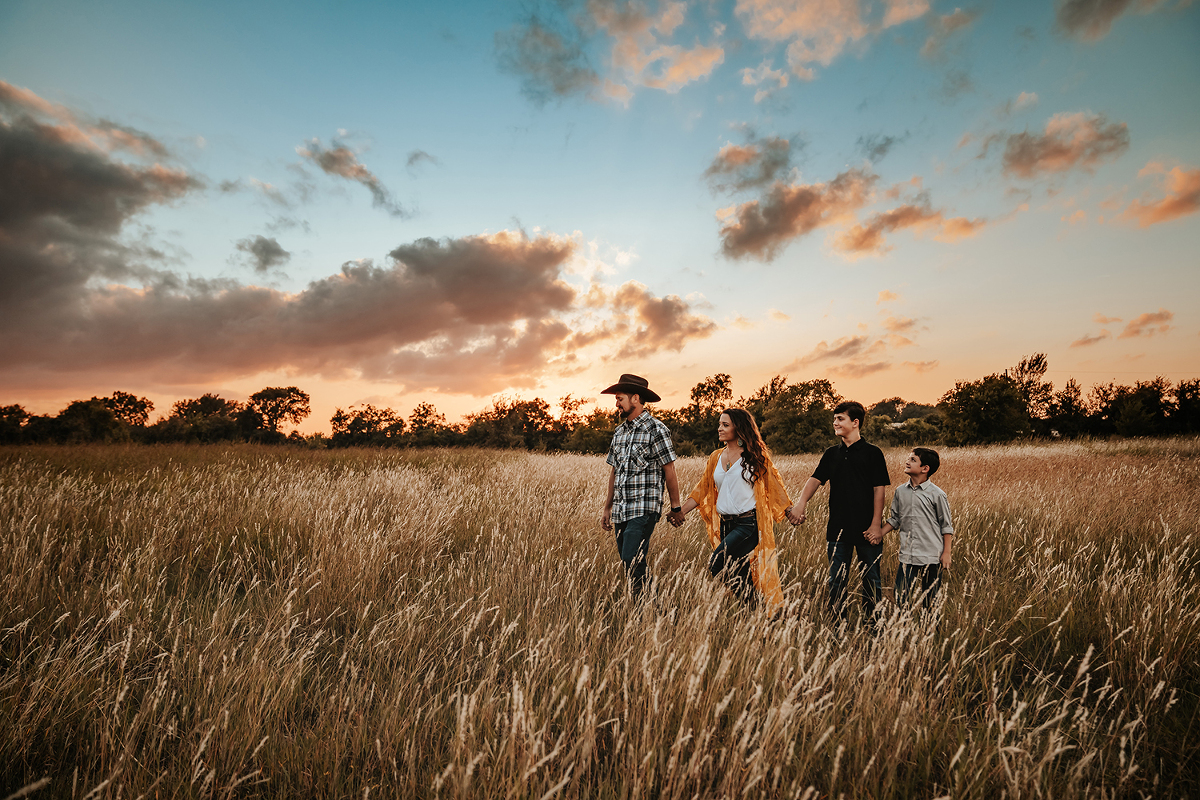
[673,408,801,610]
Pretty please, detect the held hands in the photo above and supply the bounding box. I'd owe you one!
[668,508,687,528]
[865,525,883,545]
[786,505,805,526]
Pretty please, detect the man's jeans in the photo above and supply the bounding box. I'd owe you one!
[827,540,883,625]
[895,562,942,610]
[615,513,659,600]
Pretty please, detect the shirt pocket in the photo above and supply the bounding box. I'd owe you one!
[624,442,650,470]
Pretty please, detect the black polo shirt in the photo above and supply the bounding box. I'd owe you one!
[812,437,891,545]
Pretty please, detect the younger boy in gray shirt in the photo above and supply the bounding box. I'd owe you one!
[878,447,954,610]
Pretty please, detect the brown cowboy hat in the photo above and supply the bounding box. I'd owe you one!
[600,374,661,403]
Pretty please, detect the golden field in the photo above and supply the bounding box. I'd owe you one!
[1,440,1198,798]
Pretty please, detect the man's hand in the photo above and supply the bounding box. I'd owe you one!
[786,505,805,525]
[668,509,686,527]
[601,508,612,532]
[865,525,883,545]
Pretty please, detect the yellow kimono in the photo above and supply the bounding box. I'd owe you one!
[687,448,792,611]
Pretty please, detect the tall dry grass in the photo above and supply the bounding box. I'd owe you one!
[1,439,1198,798]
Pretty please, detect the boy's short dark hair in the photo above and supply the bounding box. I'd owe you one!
[833,401,866,426]
[912,447,940,476]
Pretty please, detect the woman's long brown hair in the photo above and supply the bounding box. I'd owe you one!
[722,408,768,485]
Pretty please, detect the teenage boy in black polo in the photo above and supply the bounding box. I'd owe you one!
[794,401,891,627]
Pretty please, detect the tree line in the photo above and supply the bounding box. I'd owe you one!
[2,355,1198,452]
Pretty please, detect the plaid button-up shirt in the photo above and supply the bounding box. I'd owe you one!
[606,410,677,524]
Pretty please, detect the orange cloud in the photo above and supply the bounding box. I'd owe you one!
[903,360,939,373]
[1118,308,1173,339]
[1070,330,1110,347]
[1001,112,1129,179]
[705,134,794,192]
[877,290,900,304]
[833,202,986,255]
[591,0,724,96]
[1094,313,1121,324]
[1119,165,1200,227]
[719,169,876,260]
[735,0,927,80]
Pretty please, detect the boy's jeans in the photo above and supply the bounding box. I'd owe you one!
[827,541,883,624]
[614,513,658,600]
[895,562,942,610]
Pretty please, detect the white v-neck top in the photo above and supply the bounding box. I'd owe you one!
[713,454,756,515]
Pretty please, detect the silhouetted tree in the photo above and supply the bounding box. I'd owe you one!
[1047,378,1089,438]
[248,387,310,433]
[1009,353,1053,424]
[939,374,1028,445]
[564,408,617,454]
[55,398,125,443]
[407,401,451,447]
[102,391,154,427]
[1174,379,1200,434]
[465,397,555,449]
[330,404,405,447]
[744,375,840,454]
[0,405,29,444]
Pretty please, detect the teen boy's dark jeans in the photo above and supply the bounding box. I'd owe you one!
[614,512,658,600]
[827,540,883,625]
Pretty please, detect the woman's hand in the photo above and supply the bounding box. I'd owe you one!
[786,505,805,525]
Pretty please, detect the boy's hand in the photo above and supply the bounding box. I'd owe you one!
[865,525,883,545]
[940,550,952,570]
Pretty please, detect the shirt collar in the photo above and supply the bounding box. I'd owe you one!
[621,409,652,430]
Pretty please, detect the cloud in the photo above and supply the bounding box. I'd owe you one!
[704,132,796,192]
[1118,165,1200,227]
[297,137,409,217]
[1070,330,1111,347]
[769,308,791,321]
[1055,0,1175,41]
[790,335,871,366]
[235,235,291,273]
[0,83,717,396]
[572,280,718,358]
[1000,112,1130,179]
[881,315,916,333]
[590,0,725,96]
[718,168,877,261]
[495,14,601,104]
[856,131,909,163]
[1094,312,1121,324]
[741,60,789,103]
[833,201,987,255]
[921,7,978,57]
[406,150,440,171]
[0,80,173,159]
[496,1,723,105]
[1118,308,1173,339]
[1014,91,1038,110]
[735,0,929,79]
[877,290,900,304]
[903,360,939,372]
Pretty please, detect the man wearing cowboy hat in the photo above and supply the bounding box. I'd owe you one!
[600,374,682,601]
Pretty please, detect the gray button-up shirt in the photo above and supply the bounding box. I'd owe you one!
[887,479,954,566]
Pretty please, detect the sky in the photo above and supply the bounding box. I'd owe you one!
[1,0,1198,431]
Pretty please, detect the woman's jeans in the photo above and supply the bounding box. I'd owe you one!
[710,515,759,604]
